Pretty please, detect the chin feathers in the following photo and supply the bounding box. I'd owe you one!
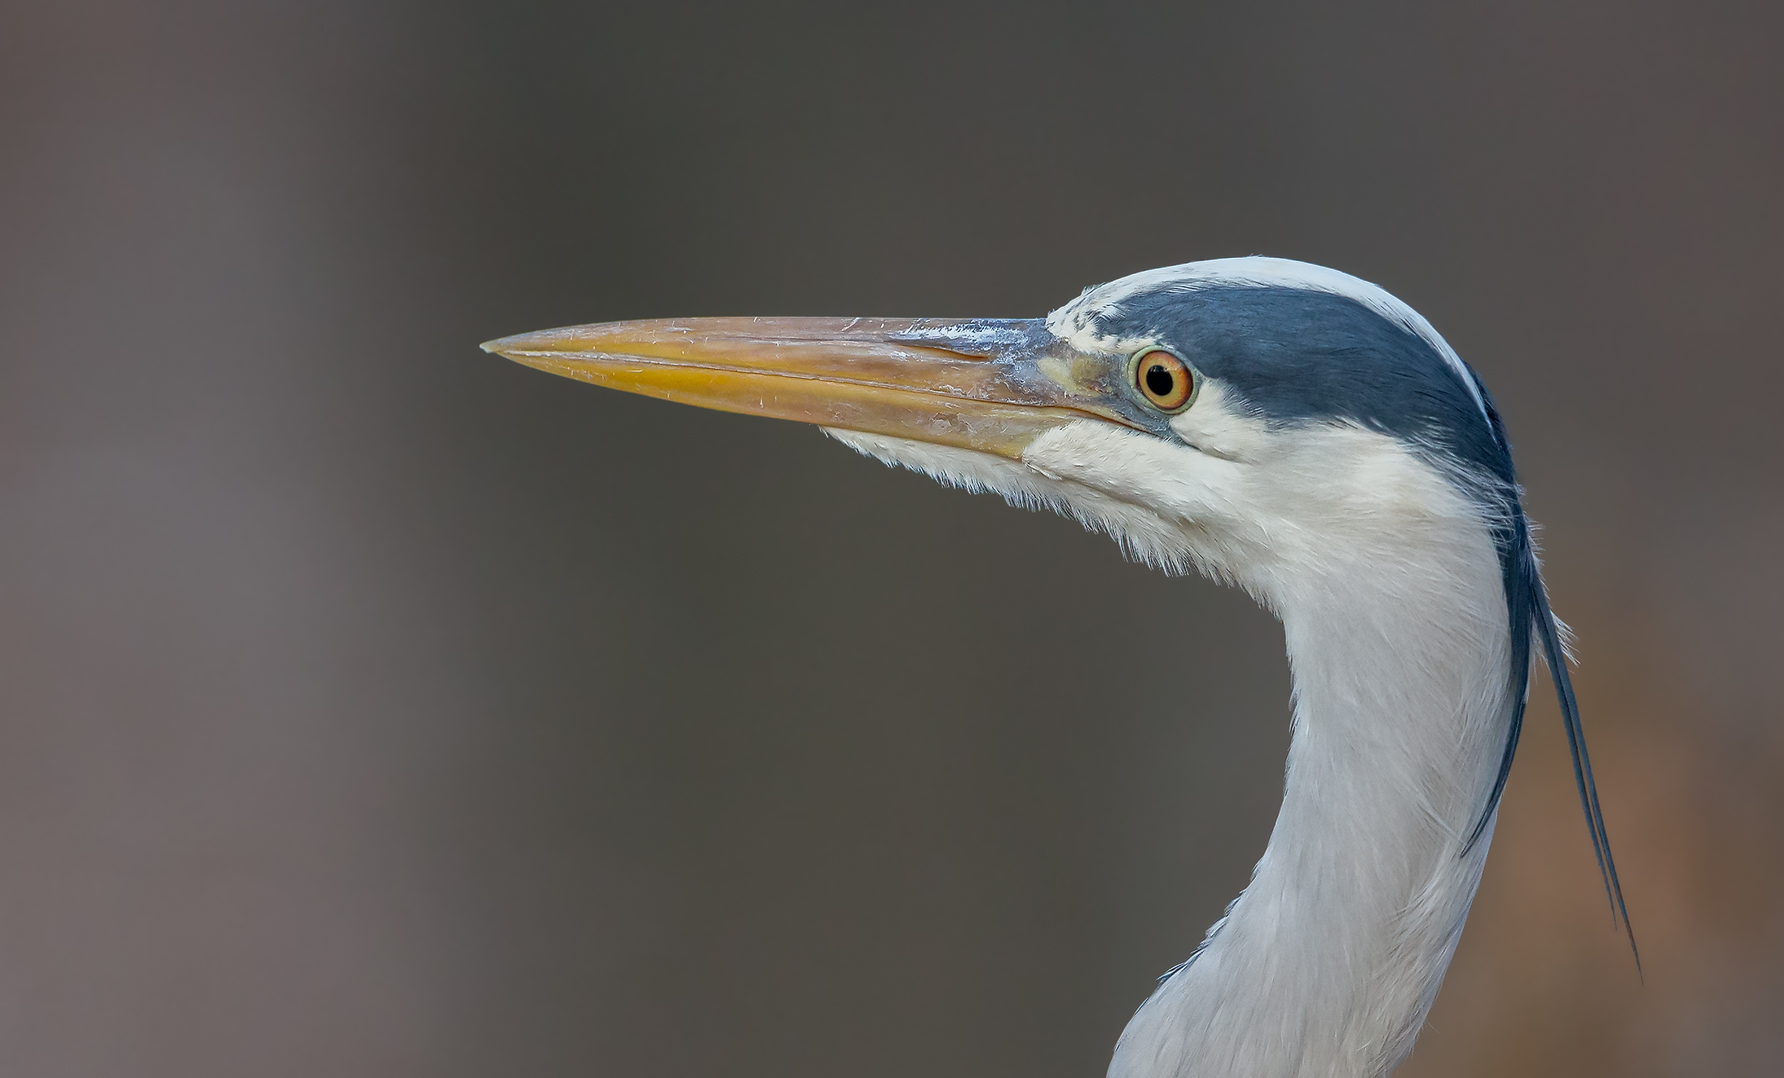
[821,427,1204,577]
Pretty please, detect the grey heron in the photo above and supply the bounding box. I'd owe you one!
[483,257,1634,1078]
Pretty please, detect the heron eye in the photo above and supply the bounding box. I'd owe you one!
[1134,349,1194,412]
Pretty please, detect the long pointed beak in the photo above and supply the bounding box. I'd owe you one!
[482,316,1117,459]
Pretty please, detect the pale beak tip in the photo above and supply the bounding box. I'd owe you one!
[481,329,558,358]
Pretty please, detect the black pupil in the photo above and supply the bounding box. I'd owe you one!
[1145,362,1176,398]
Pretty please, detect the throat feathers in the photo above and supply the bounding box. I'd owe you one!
[1102,425,1518,1078]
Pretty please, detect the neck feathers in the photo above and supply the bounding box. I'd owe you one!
[1109,444,1518,1078]
[834,415,1631,1078]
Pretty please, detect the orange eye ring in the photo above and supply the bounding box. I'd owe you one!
[1132,348,1196,412]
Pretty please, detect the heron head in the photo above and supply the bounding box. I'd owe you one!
[483,257,1513,597]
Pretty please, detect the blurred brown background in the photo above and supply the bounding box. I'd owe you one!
[2,1,1780,1075]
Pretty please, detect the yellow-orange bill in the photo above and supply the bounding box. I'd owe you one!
[481,316,1115,460]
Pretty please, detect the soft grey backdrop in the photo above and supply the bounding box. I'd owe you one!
[3,2,1779,1075]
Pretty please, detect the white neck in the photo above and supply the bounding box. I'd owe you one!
[1108,531,1515,1078]
[828,420,1522,1078]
